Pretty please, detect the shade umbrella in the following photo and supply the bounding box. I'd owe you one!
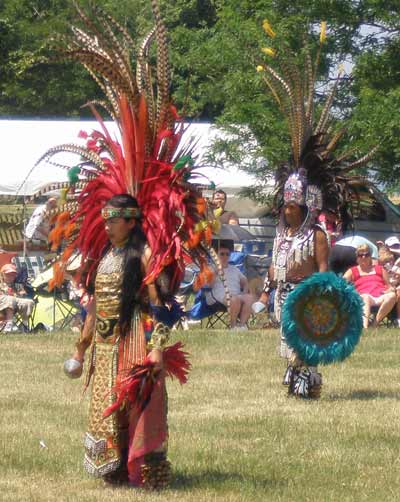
[213,224,254,242]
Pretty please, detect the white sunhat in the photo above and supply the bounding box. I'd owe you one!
[385,236,400,253]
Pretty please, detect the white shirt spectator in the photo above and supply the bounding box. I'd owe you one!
[207,264,246,305]
[24,198,57,241]
[25,205,48,240]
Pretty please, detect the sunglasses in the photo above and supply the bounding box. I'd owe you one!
[218,251,231,257]
[357,253,370,258]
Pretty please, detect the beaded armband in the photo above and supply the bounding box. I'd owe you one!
[262,277,276,295]
[147,322,170,351]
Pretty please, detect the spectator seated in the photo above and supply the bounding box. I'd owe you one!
[206,241,255,330]
[343,243,396,329]
[375,240,400,327]
[0,263,35,332]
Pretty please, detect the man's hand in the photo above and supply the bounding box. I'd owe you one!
[258,291,269,306]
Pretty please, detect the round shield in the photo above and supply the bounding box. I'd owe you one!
[281,272,363,366]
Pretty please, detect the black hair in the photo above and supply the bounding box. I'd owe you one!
[214,189,227,199]
[106,194,147,335]
[212,239,234,252]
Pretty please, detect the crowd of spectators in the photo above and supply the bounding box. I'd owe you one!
[3,189,400,332]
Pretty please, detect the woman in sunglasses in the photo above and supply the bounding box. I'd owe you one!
[343,244,396,329]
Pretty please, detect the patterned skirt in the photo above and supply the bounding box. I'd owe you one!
[83,313,169,487]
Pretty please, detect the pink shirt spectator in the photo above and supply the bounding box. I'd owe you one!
[350,265,386,298]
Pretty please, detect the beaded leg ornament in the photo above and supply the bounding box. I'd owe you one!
[287,366,322,399]
[140,452,172,490]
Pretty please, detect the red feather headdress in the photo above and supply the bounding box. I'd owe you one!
[33,1,216,293]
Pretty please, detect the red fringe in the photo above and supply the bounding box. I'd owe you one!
[103,342,190,418]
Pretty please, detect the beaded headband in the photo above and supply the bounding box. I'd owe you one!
[101,207,141,220]
[283,172,322,211]
[283,173,306,206]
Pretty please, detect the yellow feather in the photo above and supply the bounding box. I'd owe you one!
[261,47,276,57]
[320,21,327,44]
[262,19,276,38]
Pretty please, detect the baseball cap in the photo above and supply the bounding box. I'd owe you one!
[1,263,17,274]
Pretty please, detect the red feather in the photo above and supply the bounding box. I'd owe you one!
[102,343,191,418]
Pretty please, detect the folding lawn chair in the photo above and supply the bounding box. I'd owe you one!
[31,265,80,330]
[187,288,229,329]
[369,304,397,328]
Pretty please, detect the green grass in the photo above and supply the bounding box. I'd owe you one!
[1,328,400,501]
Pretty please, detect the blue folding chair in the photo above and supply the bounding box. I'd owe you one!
[187,287,229,329]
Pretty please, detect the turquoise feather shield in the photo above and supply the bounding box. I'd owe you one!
[281,272,363,366]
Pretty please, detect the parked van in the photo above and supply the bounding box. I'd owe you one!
[223,181,400,255]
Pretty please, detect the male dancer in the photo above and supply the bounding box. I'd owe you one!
[257,174,329,398]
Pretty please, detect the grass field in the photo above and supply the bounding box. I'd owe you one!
[1,327,400,502]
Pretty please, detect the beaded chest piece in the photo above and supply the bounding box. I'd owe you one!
[273,225,316,283]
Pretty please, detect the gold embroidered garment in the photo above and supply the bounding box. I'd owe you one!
[84,247,147,477]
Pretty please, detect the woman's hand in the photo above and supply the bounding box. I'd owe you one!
[148,348,163,372]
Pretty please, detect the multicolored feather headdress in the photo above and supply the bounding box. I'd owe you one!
[33,1,216,292]
[257,20,377,227]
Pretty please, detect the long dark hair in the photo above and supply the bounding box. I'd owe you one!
[106,194,147,335]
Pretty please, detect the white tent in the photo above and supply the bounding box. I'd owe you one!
[0,119,259,195]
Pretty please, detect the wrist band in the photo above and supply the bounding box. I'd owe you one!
[147,322,170,350]
[262,278,275,295]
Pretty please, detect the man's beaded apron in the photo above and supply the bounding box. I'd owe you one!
[273,225,316,322]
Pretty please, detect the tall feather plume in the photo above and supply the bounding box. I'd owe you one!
[137,27,156,143]
[303,41,315,127]
[33,1,214,295]
[150,0,171,136]
[257,20,378,225]
[340,145,380,173]
[315,68,343,135]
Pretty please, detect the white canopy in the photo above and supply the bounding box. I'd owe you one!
[0,120,259,195]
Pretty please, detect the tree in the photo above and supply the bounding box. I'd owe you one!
[193,0,400,194]
[0,0,399,189]
[0,0,102,116]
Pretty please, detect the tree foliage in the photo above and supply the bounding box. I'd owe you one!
[0,0,399,188]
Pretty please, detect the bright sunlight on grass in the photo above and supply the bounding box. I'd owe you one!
[1,327,399,501]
